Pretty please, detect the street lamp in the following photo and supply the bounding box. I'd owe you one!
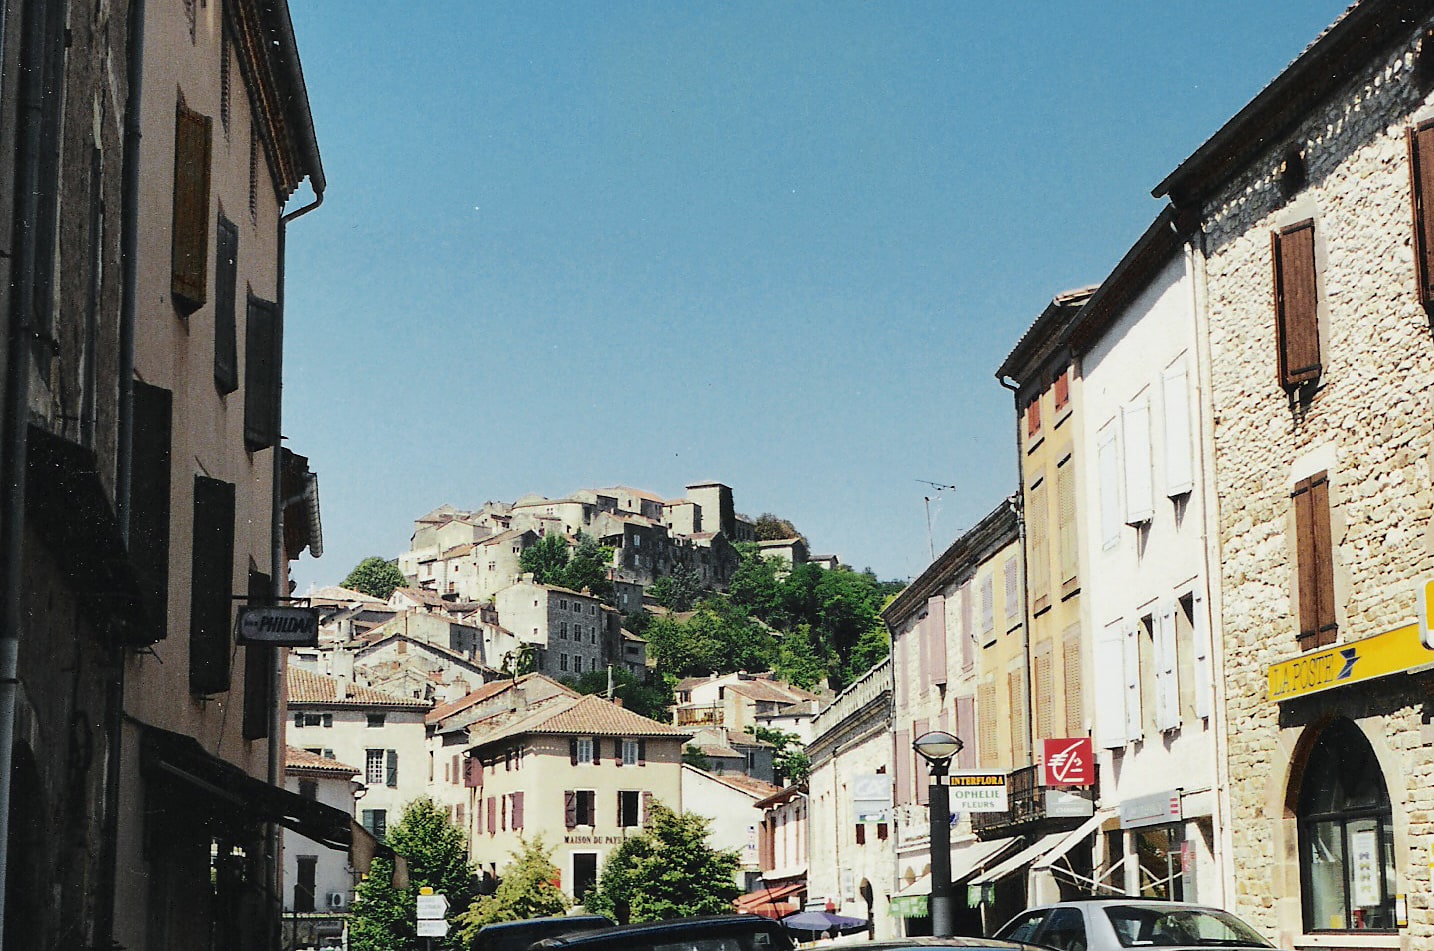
[913,730,964,937]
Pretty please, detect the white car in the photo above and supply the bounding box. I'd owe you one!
[993,899,1282,951]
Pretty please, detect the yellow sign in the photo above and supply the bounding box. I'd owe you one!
[1267,622,1434,702]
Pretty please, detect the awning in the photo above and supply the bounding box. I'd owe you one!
[1031,811,1113,873]
[139,721,392,867]
[892,836,1025,900]
[735,882,805,918]
[969,832,1069,886]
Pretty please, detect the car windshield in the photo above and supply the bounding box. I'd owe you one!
[1102,906,1273,948]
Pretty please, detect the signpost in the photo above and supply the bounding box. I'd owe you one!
[417,890,449,946]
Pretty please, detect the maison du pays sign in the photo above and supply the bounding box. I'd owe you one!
[235,605,319,647]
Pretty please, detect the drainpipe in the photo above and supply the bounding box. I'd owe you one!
[95,2,146,948]
[997,377,1036,766]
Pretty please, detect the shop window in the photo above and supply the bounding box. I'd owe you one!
[1135,824,1186,900]
[1298,719,1396,933]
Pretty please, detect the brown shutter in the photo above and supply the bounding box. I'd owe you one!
[641,790,653,826]
[130,382,172,643]
[591,736,600,765]
[854,824,866,845]
[912,718,929,805]
[243,296,280,450]
[513,791,524,829]
[171,102,212,314]
[463,757,481,787]
[570,739,579,765]
[1272,220,1321,387]
[214,216,239,393]
[242,569,273,740]
[189,476,235,695]
[565,790,577,828]
[1410,121,1434,310]
[488,796,497,834]
[1053,371,1069,411]
[1294,473,1337,650]
[1025,399,1041,437]
[638,739,646,766]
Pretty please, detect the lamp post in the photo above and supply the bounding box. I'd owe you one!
[913,730,964,937]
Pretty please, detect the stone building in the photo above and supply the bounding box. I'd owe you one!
[1152,3,1434,947]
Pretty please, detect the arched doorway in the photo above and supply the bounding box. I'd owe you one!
[1295,719,1396,933]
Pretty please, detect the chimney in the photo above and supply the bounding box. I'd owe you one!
[611,697,623,708]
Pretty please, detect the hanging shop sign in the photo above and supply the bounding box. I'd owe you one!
[1119,790,1181,829]
[235,605,319,647]
[943,772,1008,812]
[852,774,891,824]
[1040,737,1094,787]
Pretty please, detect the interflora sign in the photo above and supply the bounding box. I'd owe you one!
[944,772,1008,812]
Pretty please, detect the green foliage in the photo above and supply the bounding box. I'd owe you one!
[647,564,704,612]
[455,837,571,942]
[519,532,615,602]
[746,725,809,786]
[342,556,408,600]
[349,798,477,951]
[563,666,673,722]
[585,802,741,924]
[643,600,775,679]
[681,745,712,770]
[752,513,801,542]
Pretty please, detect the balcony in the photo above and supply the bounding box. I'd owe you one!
[971,764,1098,840]
[674,704,725,728]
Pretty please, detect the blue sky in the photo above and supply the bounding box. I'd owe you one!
[282,1,1352,591]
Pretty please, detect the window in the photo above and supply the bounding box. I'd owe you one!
[1298,720,1396,932]
[1053,371,1069,412]
[298,780,317,801]
[294,856,317,913]
[361,809,387,839]
[1293,472,1337,650]
[1040,907,1087,951]
[190,476,236,695]
[560,599,568,610]
[1025,398,1042,440]
[1273,219,1321,387]
[367,714,386,728]
[506,791,525,830]
[1410,120,1434,310]
[573,655,582,673]
[366,750,385,786]
[214,216,238,394]
[171,100,212,315]
[565,790,596,828]
[621,739,640,766]
[560,652,569,672]
[243,295,280,450]
[572,737,594,765]
[560,622,568,639]
[618,790,641,827]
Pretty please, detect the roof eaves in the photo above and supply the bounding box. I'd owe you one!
[994,285,1098,385]
[882,498,1018,624]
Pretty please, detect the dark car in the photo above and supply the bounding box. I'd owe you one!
[828,939,1043,950]
[531,914,794,951]
[471,915,615,951]
[994,900,1283,951]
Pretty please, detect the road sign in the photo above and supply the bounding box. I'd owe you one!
[416,893,449,919]
[417,919,450,938]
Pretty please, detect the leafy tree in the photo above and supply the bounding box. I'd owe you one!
[585,802,741,924]
[647,564,704,612]
[773,622,830,691]
[563,666,673,722]
[643,601,774,679]
[519,533,570,586]
[519,532,615,602]
[342,556,408,600]
[349,797,478,951]
[746,725,809,786]
[725,544,782,618]
[455,837,570,941]
[681,745,712,770]
[753,513,801,541]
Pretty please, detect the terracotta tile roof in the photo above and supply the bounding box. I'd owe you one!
[287,667,430,709]
[441,543,476,558]
[697,770,782,800]
[468,695,688,753]
[727,680,820,704]
[285,746,360,776]
[307,585,384,604]
[390,587,451,609]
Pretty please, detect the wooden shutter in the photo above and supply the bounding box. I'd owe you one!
[893,729,911,804]
[855,824,865,845]
[1057,456,1078,585]
[1192,595,1212,720]
[980,573,995,635]
[1062,628,1083,738]
[912,718,929,805]
[1122,620,1142,742]
[242,569,272,740]
[189,475,235,695]
[1033,652,1054,741]
[1095,622,1126,748]
[1122,396,1154,524]
[1294,472,1338,649]
[955,695,976,769]
[641,791,653,827]
[637,739,646,765]
[613,739,623,766]
[917,613,931,691]
[1154,603,1180,733]
[513,791,524,829]
[1003,560,1019,627]
[1273,220,1321,386]
[463,757,481,787]
[1008,669,1030,763]
[928,596,947,686]
[570,738,579,765]
[977,682,998,768]
[1028,482,1049,612]
[488,796,497,834]
[1162,357,1194,497]
[1025,399,1041,438]
[386,750,398,787]
[244,296,280,450]
[171,102,212,314]
[591,736,600,765]
[1053,371,1069,411]
[564,791,577,829]
[214,216,239,393]
[131,382,172,643]
[1410,121,1434,310]
[1097,420,1121,547]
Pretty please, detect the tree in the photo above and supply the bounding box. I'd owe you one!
[349,798,478,951]
[518,532,615,602]
[585,802,741,924]
[746,725,809,786]
[752,513,801,541]
[648,565,703,612]
[519,533,570,586]
[342,556,408,600]
[455,837,570,942]
[681,745,712,770]
[563,666,673,723]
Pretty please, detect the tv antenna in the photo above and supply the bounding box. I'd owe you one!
[918,480,957,561]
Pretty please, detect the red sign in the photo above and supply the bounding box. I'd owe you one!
[1041,738,1094,787]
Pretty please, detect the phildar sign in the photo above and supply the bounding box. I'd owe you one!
[1040,738,1094,787]
[235,605,319,647]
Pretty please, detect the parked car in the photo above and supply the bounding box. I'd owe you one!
[532,915,794,951]
[826,938,1046,950]
[471,915,614,951]
[993,900,1281,951]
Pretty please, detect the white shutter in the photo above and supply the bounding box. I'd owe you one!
[1122,396,1154,524]
[1098,420,1121,548]
[1095,622,1127,749]
[1154,602,1180,733]
[1123,619,1143,743]
[1163,357,1194,497]
[1192,594,1212,720]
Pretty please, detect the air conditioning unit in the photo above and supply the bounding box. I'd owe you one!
[326,892,347,910]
